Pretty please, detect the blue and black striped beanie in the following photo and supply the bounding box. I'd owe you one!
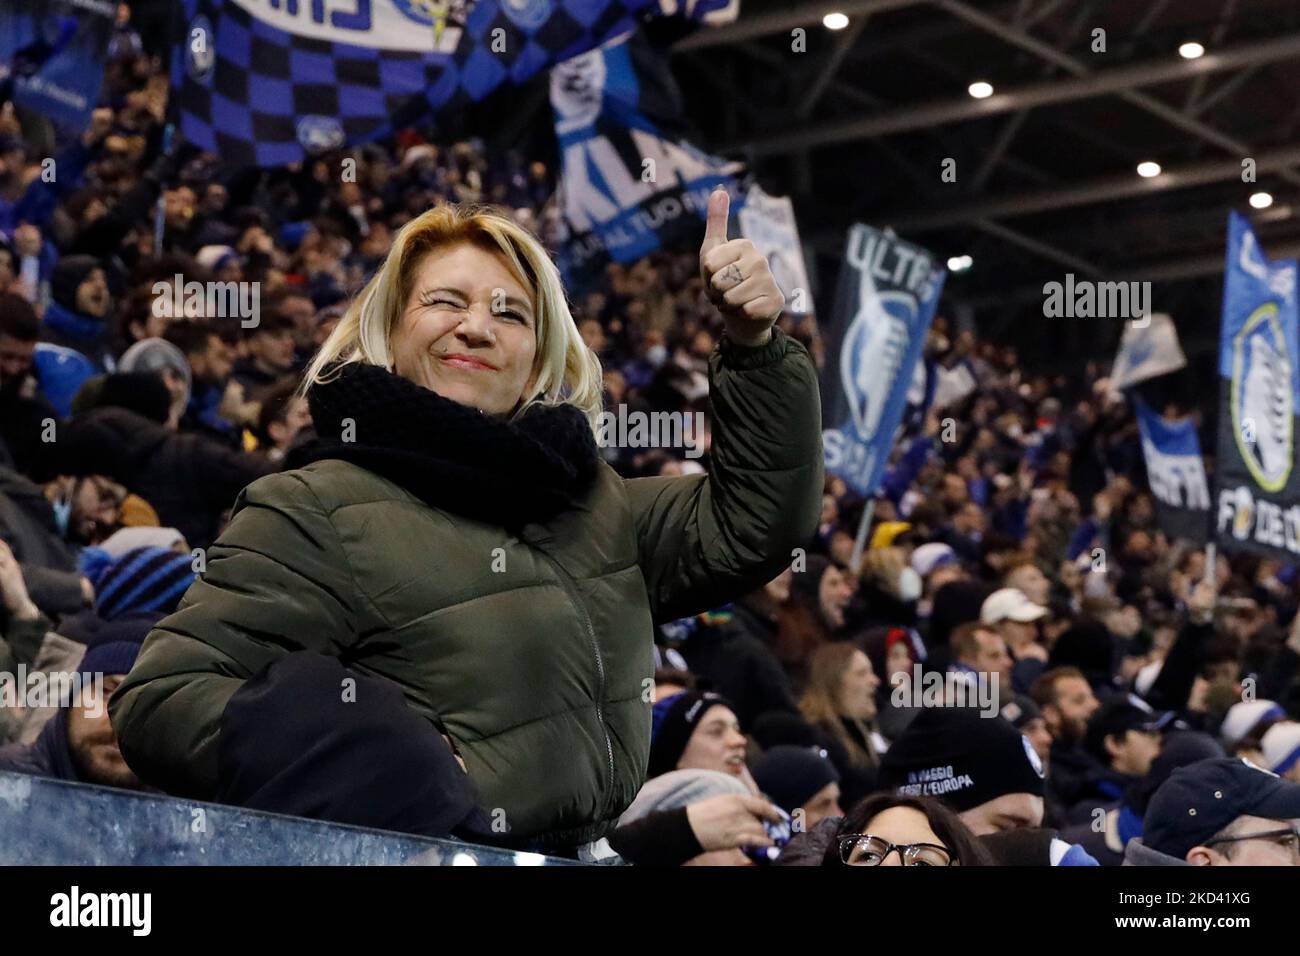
[93,546,196,622]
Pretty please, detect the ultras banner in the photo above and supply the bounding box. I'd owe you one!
[821,225,946,498]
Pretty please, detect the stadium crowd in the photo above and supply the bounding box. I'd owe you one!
[2,10,1300,867]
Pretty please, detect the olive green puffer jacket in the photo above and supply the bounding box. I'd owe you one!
[109,330,822,847]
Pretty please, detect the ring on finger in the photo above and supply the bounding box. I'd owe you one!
[716,262,746,291]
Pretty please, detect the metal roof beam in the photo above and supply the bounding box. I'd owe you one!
[884,142,1300,231]
[728,31,1300,156]
[672,0,927,52]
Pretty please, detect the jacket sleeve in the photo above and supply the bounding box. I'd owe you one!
[0,612,49,676]
[624,329,823,624]
[109,470,372,798]
[18,564,85,618]
[1145,618,1213,712]
[608,807,703,866]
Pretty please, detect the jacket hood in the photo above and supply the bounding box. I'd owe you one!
[52,407,170,482]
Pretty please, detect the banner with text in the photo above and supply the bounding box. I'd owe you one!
[550,29,743,290]
[1134,396,1210,544]
[169,0,737,167]
[1214,211,1300,558]
[822,225,946,498]
[738,183,812,315]
[0,0,114,134]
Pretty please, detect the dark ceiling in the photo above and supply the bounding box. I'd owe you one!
[669,0,1300,375]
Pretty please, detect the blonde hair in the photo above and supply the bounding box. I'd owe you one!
[302,203,603,424]
[859,547,906,593]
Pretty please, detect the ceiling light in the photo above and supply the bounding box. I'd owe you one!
[1250,191,1274,209]
[968,81,994,99]
[823,12,849,30]
[947,255,973,272]
[1137,161,1162,178]
[1179,41,1205,59]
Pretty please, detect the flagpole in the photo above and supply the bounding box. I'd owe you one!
[152,0,182,259]
[850,498,875,575]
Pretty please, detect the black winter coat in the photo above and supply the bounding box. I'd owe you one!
[54,407,277,549]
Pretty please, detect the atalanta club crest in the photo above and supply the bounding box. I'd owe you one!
[296,115,345,153]
[840,285,914,441]
[1231,302,1294,492]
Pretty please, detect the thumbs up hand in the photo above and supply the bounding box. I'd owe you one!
[699,187,783,347]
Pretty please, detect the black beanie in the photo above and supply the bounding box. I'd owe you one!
[749,711,822,751]
[751,745,840,814]
[878,707,1045,812]
[51,255,102,312]
[647,690,735,779]
[927,580,992,649]
[1048,617,1114,683]
[72,371,171,423]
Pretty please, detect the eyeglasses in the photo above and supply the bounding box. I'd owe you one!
[837,834,954,867]
[1204,824,1300,857]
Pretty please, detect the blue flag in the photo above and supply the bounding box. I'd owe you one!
[0,0,114,134]
[1133,396,1210,543]
[821,225,946,498]
[171,0,736,168]
[549,28,743,289]
[1214,210,1300,558]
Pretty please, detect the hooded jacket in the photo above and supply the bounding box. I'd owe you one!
[52,406,277,549]
[0,707,81,781]
[0,465,84,617]
[110,331,823,849]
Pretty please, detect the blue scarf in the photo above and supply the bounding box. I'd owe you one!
[43,300,105,346]
[1117,803,1144,844]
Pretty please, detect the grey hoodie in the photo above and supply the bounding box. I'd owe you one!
[1123,837,1189,866]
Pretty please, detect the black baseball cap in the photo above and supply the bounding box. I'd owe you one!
[1084,698,1167,763]
[1144,757,1300,859]
[1000,694,1042,731]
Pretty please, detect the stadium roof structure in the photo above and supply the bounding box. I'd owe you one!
[669,0,1300,371]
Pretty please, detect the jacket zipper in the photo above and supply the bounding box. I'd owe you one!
[536,549,615,810]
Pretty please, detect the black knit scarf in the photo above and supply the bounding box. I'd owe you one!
[293,362,599,531]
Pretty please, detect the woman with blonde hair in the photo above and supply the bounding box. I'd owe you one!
[800,641,885,807]
[110,191,823,854]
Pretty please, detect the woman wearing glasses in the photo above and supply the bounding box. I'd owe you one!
[823,793,993,867]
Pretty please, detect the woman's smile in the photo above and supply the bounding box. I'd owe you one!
[438,352,499,372]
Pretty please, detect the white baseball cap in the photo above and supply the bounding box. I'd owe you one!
[1219,700,1286,748]
[1261,721,1300,776]
[911,542,958,578]
[980,587,1048,625]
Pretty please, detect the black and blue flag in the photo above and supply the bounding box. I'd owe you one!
[169,0,737,168]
